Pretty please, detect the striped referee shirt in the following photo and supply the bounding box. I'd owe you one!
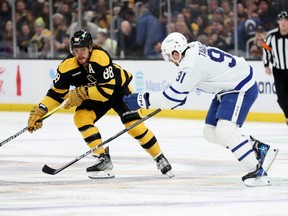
[262,28,288,70]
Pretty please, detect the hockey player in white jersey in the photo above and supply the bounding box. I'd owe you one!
[123,32,279,187]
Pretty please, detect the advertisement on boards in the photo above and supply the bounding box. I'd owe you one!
[0,59,282,115]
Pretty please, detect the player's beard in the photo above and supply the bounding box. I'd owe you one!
[77,55,89,65]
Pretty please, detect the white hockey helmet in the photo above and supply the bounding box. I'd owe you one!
[161,32,188,62]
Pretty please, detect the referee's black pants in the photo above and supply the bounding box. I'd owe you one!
[273,67,288,118]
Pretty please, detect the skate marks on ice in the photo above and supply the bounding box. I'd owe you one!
[0,152,288,216]
[0,112,288,215]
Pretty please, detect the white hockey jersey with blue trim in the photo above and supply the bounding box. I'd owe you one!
[149,41,256,109]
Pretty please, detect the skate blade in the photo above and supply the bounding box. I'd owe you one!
[88,170,115,179]
[244,175,271,187]
[263,148,279,172]
[165,171,175,178]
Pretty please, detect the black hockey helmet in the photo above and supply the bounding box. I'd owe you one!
[70,29,92,53]
[277,11,288,20]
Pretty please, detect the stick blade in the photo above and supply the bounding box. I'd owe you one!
[42,164,57,175]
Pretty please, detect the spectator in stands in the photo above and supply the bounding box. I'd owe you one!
[0,19,13,57]
[0,1,11,25]
[174,13,194,41]
[0,19,13,41]
[249,27,266,60]
[16,0,28,17]
[187,0,201,19]
[50,12,70,57]
[171,0,186,16]
[209,20,231,51]
[79,0,94,12]
[257,0,277,31]
[39,2,50,28]
[15,0,29,32]
[95,28,117,57]
[24,11,35,35]
[246,0,258,18]
[220,0,231,15]
[0,0,282,60]
[93,0,108,22]
[152,41,162,58]
[207,0,221,21]
[239,13,263,51]
[116,20,139,58]
[31,0,46,20]
[17,23,33,57]
[110,3,127,40]
[135,4,166,58]
[66,11,99,40]
[181,7,194,32]
[165,17,176,35]
[30,17,51,56]
[58,3,73,27]
[237,2,248,22]
[52,13,67,44]
[191,15,210,38]
[53,34,70,58]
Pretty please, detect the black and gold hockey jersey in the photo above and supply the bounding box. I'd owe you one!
[41,46,133,110]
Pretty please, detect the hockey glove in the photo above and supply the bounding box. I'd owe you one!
[28,104,48,133]
[64,86,89,109]
[123,92,150,110]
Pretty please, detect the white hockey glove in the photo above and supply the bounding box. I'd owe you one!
[123,92,150,110]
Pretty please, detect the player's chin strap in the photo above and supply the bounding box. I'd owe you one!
[0,100,67,147]
[42,108,162,175]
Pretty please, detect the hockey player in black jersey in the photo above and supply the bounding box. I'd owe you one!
[27,29,173,179]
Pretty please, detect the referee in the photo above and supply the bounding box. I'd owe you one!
[262,11,288,124]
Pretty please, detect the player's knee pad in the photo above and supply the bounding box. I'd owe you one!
[124,120,148,138]
[74,109,96,128]
[214,119,241,147]
[203,124,217,144]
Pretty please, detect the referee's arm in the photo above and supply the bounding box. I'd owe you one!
[262,36,273,75]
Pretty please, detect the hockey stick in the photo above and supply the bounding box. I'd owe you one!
[0,101,66,147]
[42,108,162,175]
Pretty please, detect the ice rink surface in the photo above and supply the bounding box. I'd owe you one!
[0,111,287,216]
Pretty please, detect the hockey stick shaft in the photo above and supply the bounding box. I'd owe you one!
[42,108,162,175]
[0,101,66,147]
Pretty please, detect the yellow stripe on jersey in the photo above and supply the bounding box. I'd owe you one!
[88,86,108,102]
[90,50,110,66]
[58,57,79,73]
[88,79,115,102]
[100,86,114,95]
[120,69,127,86]
[40,96,61,111]
[51,86,69,95]
[113,63,132,86]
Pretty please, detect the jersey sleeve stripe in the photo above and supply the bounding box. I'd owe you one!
[169,86,189,94]
[163,91,187,103]
[234,66,253,90]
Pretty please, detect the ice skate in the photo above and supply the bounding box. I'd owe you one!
[86,147,115,179]
[242,164,271,187]
[155,154,174,178]
[251,136,279,172]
